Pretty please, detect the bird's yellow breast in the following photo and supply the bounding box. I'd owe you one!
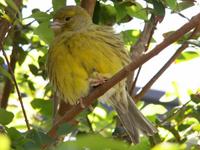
[47,30,125,105]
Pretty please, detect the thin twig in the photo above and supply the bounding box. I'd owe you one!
[128,15,160,96]
[134,24,200,100]
[47,12,200,140]
[1,46,30,130]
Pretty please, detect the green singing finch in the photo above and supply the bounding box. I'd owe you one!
[47,5,157,143]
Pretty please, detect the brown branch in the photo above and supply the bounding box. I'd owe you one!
[0,36,18,108]
[1,46,30,130]
[0,0,30,130]
[47,12,200,140]
[80,0,96,17]
[134,24,200,100]
[127,15,161,96]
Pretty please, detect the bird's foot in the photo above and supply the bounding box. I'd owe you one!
[89,76,107,87]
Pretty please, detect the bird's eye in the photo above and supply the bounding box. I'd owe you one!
[64,17,71,21]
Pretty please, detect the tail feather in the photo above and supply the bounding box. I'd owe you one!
[109,89,157,144]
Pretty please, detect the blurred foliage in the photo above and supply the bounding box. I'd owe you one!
[0,0,200,149]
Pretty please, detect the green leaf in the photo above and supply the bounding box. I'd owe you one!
[29,64,38,75]
[166,0,177,10]
[152,142,186,150]
[25,129,53,148]
[99,4,116,25]
[30,11,51,22]
[176,1,195,12]
[0,66,12,80]
[52,0,66,11]
[0,108,14,125]
[151,0,165,16]
[56,134,135,150]
[141,104,167,116]
[0,134,11,150]
[121,29,140,46]
[175,51,200,63]
[57,123,77,136]
[190,93,200,104]
[34,21,53,44]
[31,98,53,116]
[126,3,148,20]
[114,3,128,22]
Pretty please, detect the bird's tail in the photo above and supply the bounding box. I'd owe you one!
[109,89,157,143]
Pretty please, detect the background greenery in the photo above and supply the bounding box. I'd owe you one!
[0,0,200,149]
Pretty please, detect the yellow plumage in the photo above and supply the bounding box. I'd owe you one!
[47,6,157,143]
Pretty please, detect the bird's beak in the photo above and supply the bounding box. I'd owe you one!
[50,20,63,30]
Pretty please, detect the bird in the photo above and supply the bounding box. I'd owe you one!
[47,5,157,144]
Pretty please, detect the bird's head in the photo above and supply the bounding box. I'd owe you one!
[51,6,92,35]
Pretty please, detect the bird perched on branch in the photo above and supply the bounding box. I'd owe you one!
[47,5,157,143]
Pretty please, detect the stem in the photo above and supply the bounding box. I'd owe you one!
[1,47,30,130]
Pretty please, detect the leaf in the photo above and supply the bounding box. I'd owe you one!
[31,98,53,116]
[0,66,12,81]
[126,3,148,20]
[52,0,66,11]
[176,1,195,12]
[152,142,186,150]
[30,11,51,22]
[25,129,53,148]
[151,0,165,16]
[18,47,28,65]
[99,4,116,25]
[141,104,167,116]
[34,21,53,44]
[114,3,128,22]
[121,29,140,46]
[175,51,200,63]
[56,134,135,150]
[57,123,77,136]
[28,64,38,75]
[166,0,177,10]
[0,134,11,150]
[190,93,200,104]
[0,108,14,125]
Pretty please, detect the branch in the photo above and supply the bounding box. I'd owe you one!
[80,0,96,17]
[47,12,200,139]
[127,15,161,96]
[0,0,30,130]
[135,24,200,100]
[0,36,18,108]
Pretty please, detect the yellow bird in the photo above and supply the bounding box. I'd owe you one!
[47,6,157,143]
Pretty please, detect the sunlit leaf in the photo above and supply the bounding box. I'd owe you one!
[0,134,11,150]
[121,29,140,46]
[126,2,148,20]
[166,0,177,10]
[141,104,167,116]
[56,134,140,150]
[152,142,186,150]
[175,51,200,63]
[0,108,14,125]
